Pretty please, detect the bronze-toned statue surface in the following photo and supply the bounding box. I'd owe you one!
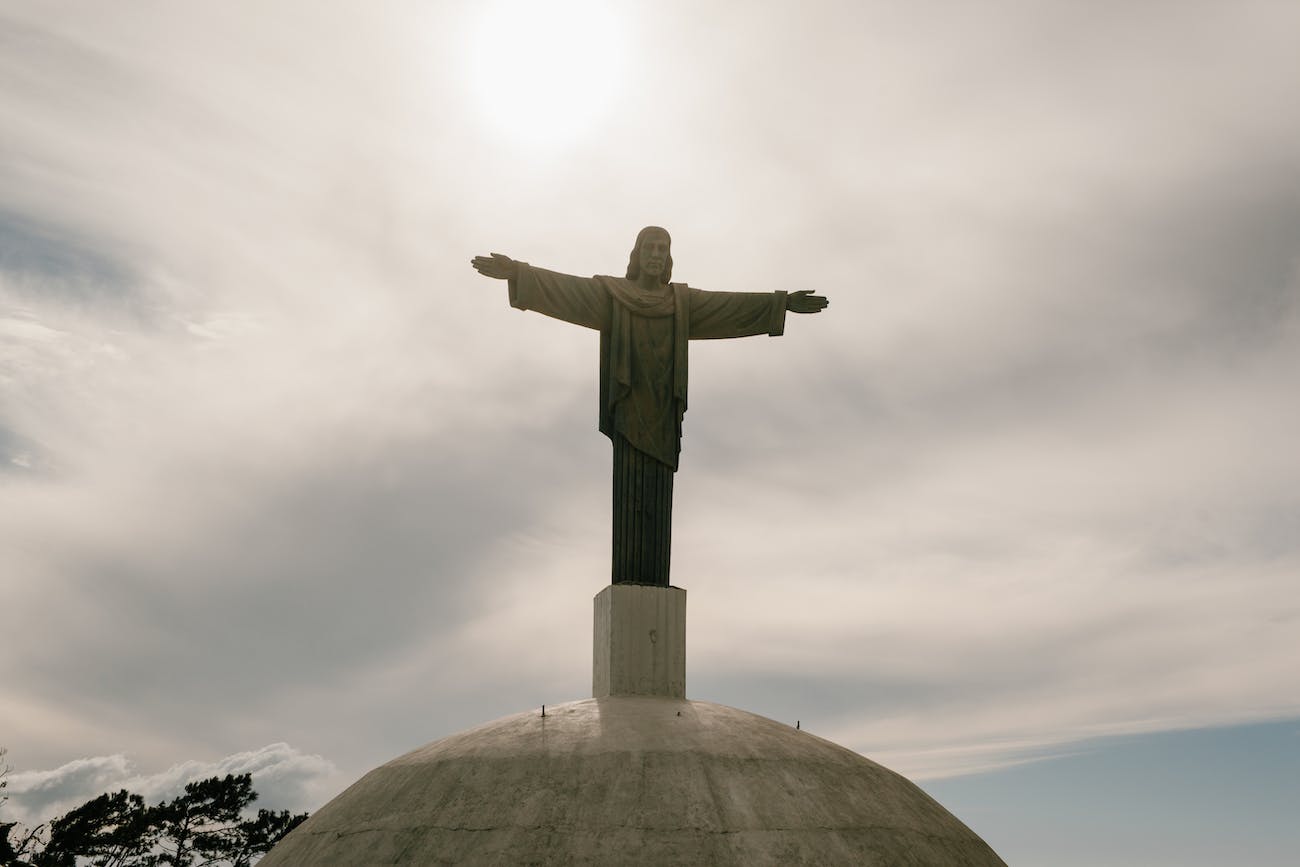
[472,227,827,587]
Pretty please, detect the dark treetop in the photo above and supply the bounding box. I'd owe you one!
[471,227,827,586]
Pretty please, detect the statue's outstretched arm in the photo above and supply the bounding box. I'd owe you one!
[474,253,608,330]
[471,253,518,280]
[786,290,829,314]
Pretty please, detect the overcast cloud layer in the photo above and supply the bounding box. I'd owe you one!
[2,0,1298,827]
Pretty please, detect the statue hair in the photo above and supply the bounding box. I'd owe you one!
[625,226,673,284]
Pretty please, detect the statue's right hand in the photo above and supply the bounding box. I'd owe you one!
[471,253,517,280]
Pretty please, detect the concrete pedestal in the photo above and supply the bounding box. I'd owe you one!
[592,584,686,698]
[260,697,1009,867]
[261,583,1010,866]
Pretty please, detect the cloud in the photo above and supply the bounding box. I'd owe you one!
[0,0,1297,801]
[3,744,340,827]
[3,755,133,825]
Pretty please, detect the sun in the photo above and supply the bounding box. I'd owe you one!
[464,0,627,147]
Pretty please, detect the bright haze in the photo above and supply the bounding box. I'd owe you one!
[2,2,1298,863]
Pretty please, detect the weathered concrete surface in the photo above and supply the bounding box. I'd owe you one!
[260,697,1006,866]
[592,584,686,698]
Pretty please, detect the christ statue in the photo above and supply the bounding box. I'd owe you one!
[471,227,828,587]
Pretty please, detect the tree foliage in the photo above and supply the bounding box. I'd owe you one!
[0,759,306,867]
[36,790,155,867]
[0,748,46,865]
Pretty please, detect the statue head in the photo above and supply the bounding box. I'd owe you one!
[626,226,672,285]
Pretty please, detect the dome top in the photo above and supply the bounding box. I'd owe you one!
[262,696,1005,866]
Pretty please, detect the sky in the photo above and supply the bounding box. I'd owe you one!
[1,0,1297,862]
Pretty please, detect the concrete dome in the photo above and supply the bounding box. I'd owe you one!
[261,696,1005,866]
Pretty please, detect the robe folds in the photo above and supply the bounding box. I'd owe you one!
[507,264,787,585]
[508,264,788,469]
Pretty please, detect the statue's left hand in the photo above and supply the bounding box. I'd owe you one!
[786,290,829,314]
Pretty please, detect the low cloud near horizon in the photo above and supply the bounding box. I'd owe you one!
[3,743,341,827]
[2,0,1298,823]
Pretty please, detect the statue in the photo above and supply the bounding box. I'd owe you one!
[472,227,828,587]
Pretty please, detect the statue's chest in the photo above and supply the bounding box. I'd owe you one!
[628,313,676,383]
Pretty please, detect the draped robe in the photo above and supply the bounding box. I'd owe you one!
[508,264,788,585]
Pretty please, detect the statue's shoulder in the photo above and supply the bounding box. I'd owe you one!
[594,274,636,307]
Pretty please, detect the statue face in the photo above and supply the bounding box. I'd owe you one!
[638,233,670,279]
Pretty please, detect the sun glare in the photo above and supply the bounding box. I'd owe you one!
[464,0,627,147]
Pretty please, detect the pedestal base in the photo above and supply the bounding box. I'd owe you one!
[592,584,686,698]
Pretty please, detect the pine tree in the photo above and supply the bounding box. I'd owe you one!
[1,754,307,867]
